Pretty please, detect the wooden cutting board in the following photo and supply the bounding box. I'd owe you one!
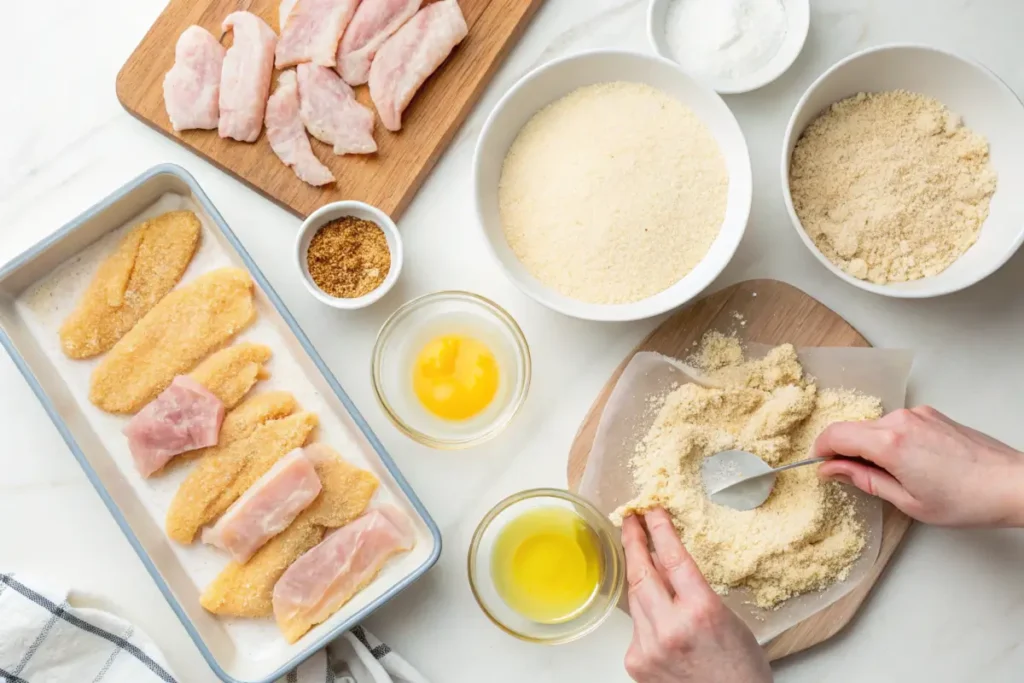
[566,279,913,661]
[116,0,543,219]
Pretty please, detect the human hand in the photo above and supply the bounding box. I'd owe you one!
[620,508,772,683]
[816,406,1024,528]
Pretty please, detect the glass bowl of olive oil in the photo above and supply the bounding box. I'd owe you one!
[468,488,625,644]
[372,291,531,449]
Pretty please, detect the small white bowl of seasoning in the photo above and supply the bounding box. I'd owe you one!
[649,0,810,94]
[296,201,403,310]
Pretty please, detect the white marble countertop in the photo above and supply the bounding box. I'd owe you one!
[3,1,1024,681]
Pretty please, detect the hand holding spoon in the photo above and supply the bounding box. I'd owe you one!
[701,450,861,511]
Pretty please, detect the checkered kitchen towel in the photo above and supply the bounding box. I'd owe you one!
[0,574,429,683]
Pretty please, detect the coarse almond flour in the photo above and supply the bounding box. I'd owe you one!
[612,333,883,608]
[790,90,997,284]
[498,82,729,305]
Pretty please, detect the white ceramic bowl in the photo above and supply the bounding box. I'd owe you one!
[648,0,810,95]
[473,50,752,323]
[782,44,1024,298]
[295,201,403,309]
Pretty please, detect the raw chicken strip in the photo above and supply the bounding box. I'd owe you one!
[219,12,278,142]
[337,0,421,86]
[202,448,322,563]
[296,64,377,155]
[123,376,225,478]
[266,71,335,186]
[368,0,467,132]
[279,0,299,30]
[276,0,361,68]
[164,26,227,131]
[273,506,414,642]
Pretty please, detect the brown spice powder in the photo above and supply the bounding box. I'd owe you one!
[307,217,391,298]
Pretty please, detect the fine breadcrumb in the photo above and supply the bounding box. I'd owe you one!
[89,267,256,414]
[790,90,997,284]
[613,333,883,608]
[59,210,201,359]
[499,82,729,304]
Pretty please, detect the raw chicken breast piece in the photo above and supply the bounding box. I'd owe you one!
[368,0,467,132]
[163,26,226,131]
[219,12,278,142]
[202,448,323,563]
[123,376,225,478]
[279,0,299,30]
[272,506,415,642]
[296,63,377,155]
[337,0,422,86]
[276,0,361,68]
[266,71,335,186]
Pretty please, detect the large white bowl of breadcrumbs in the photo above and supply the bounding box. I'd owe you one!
[473,50,753,322]
[783,44,1024,298]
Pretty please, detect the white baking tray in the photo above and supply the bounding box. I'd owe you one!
[0,164,442,683]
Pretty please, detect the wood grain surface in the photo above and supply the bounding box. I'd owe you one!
[116,0,543,219]
[566,279,914,661]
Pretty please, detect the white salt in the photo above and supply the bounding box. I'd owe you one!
[665,0,787,81]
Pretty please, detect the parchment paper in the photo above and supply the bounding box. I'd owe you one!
[578,344,914,644]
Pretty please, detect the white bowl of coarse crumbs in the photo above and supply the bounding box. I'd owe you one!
[473,50,752,322]
[782,44,1024,298]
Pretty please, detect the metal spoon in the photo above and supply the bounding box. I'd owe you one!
[701,450,835,511]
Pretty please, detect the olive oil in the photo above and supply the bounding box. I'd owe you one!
[491,506,602,624]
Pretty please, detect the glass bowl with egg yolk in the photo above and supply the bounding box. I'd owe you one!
[372,291,531,449]
[468,488,625,644]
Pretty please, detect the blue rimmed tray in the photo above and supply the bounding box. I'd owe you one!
[0,164,441,683]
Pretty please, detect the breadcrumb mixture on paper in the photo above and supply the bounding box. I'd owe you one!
[612,333,883,608]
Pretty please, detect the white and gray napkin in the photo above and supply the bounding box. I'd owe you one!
[0,573,428,683]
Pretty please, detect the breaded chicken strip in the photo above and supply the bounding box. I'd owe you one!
[60,211,201,359]
[89,268,256,414]
[189,343,273,410]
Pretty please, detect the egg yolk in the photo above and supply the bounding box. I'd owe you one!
[491,507,602,624]
[412,335,499,421]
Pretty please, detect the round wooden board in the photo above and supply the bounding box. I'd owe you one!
[566,279,913,661]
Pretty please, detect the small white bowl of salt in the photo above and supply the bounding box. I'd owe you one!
[649,0,809,94]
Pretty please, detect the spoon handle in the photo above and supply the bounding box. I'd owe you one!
[771,456,831,474]
[771,454,876,475]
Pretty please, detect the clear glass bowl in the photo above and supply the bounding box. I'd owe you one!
[468,488,625,644]
[371,291,531,449]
